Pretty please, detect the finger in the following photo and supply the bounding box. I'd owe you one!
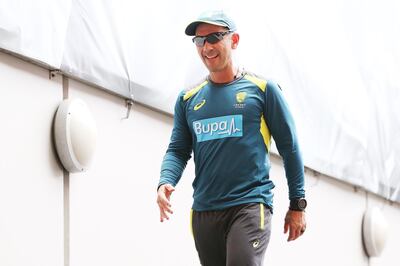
[157,199,173,214]
[287,229,293,241]
[163,204,174,214]
[291,227,304,241]
[294,228,301,240]
[158,197,172,209]
[157,191,172,207]
[159,206,170,222]
[284,220,289,234]
[288,226,298,241]
[158,198,174,219]
[158,195,173,210]
[158,187,174,205]
[159,207,165,222]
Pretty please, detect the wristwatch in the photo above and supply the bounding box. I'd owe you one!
[289,198,307,211]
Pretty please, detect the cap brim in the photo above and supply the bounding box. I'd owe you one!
[184,20,229,36]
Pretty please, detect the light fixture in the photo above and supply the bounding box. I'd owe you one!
[362,206,389,257]
[54,98,97,173]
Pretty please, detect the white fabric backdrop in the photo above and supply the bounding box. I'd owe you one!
[0,0,399,201]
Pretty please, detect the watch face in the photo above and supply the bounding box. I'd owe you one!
[298,199,307,209]
[290,198,307,211]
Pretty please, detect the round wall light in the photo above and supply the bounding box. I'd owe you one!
[362,206,389,257]
[54,98,97,173]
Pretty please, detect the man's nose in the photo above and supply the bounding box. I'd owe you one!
[202,40,214,50]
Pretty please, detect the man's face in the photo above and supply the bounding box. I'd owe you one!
[194,23,237,73]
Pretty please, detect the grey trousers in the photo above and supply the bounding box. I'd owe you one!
[191,203,272,266]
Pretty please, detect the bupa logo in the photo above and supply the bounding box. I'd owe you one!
[193,115,243,142]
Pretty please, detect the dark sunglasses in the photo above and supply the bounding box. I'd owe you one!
[192,31,232,47]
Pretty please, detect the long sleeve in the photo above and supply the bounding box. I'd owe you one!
[158,93,193,188]
[264,81,305,199]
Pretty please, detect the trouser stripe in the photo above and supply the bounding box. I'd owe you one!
[260,203,265,230]
[190,208,194,236]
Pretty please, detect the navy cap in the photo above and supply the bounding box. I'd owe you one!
[185,10,237,36]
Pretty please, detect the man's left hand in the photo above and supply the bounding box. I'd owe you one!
[284,210,306,241]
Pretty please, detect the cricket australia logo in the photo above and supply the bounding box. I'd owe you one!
[234,91,247,109]
[193,115,243,142]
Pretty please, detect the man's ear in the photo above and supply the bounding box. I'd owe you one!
[231,33,240,49]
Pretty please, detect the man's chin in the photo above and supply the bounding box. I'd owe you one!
[204,63,220,72]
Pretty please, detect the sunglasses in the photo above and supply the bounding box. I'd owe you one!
[192,31,232,47]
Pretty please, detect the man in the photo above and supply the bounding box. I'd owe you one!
[157,10,307,266]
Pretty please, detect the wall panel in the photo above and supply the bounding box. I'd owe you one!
[0,52,64,266]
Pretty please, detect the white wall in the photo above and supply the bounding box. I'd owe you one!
[0,52,64,266]
[1,50,399,266]
[67,79,199,266]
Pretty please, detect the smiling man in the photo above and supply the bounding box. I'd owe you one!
[157,10,307,266]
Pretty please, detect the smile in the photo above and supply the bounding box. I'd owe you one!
[205,54,218,59]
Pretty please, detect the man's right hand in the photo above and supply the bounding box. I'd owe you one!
[156,184,175,222]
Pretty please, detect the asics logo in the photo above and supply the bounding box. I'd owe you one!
[193,115,243,142]
[252,239,260,248]
[194,99,206,111]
